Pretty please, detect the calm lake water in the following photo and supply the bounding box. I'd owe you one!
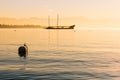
[0,29,120,80]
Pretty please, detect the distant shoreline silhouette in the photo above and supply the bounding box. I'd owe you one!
[0,24,44,28]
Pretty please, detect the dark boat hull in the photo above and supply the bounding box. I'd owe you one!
[46,25,75,29]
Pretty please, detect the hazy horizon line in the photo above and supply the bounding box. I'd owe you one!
[0,17,120,27]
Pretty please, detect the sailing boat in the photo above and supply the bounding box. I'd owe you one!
[46,25,75,29]
[46,15,75,29]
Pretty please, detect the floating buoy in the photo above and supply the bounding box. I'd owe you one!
[18,44,28,59]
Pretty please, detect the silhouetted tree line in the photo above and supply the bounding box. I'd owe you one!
[0,24,44,28]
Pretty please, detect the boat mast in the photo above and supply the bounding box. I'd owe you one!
[57,14,59,28]
[56,14,59,49]
[48,15,51,51]
[48,15,50,27]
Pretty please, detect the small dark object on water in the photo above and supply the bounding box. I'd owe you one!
[18,44,28,59]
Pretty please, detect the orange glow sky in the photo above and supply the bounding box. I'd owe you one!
[0,0,120,27]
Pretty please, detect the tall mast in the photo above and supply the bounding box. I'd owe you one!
[48,15,50,27]
[57,14,59,27]
[56,14,59,49]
